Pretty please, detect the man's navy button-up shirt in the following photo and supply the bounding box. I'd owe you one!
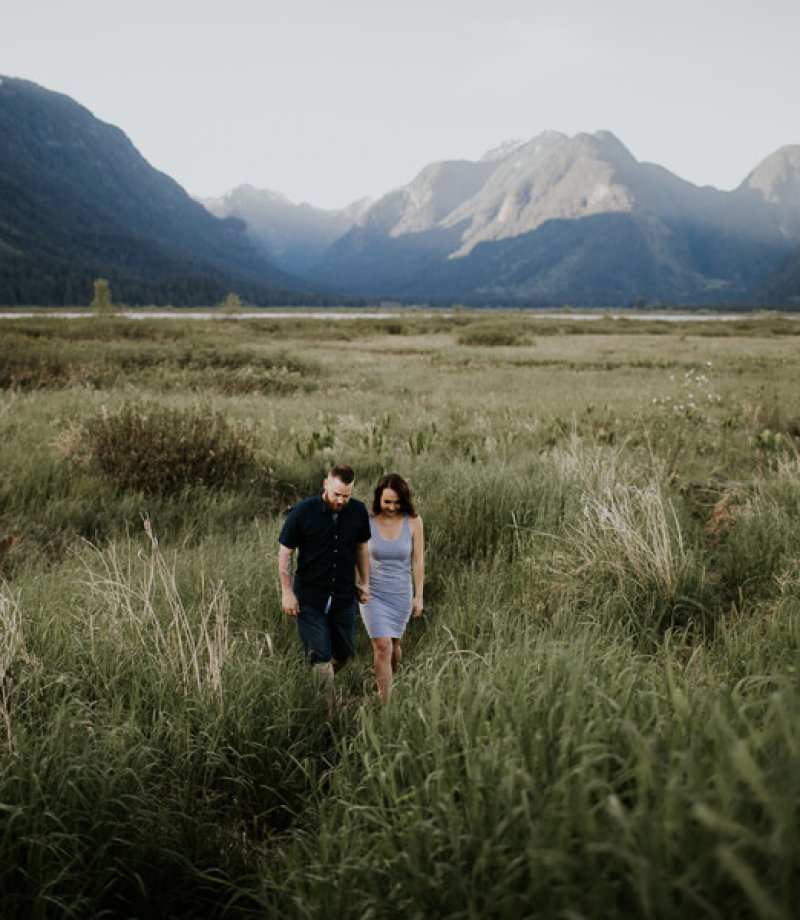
[278,494,371,601]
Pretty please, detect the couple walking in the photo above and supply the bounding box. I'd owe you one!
[278,464,425,702]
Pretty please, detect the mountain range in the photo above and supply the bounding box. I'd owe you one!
[208,131,800,307]
[2,74,800,307]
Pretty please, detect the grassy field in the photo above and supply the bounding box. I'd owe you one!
[1,309,799,918]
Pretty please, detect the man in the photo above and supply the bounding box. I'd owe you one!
[278,464,371,692]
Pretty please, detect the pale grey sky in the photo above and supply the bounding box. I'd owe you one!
[2,0,798,209]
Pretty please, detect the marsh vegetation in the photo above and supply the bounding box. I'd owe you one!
[1,310,799,917]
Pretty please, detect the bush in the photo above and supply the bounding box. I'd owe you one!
[59,404,257,496]
[457,319,534,347]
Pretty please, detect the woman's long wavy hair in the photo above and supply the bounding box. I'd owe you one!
[371,472,417,516]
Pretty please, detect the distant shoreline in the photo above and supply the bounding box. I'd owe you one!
[0,308,787,322]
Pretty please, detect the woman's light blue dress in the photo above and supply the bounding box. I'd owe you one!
[361,516,413,638]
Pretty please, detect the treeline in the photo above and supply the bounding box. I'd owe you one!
[0,256,360,308]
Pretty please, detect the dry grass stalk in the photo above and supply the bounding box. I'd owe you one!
[81,518,231,704]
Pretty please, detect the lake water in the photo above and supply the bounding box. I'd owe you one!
[0,310,757,322]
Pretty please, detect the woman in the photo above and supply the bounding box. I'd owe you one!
[359,472,424,701]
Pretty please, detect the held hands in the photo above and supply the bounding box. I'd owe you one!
[357,583,371,604]
[281,588,300,618]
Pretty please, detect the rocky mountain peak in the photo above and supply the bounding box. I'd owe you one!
[732,146,800,239]
[442,130,638,256]
[479,138,525,161]
[740,146,800,206]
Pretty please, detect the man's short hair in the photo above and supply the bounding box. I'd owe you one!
[328,464,355,484]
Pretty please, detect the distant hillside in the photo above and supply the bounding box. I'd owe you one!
[202,186,370,275]
[0,76,314,306]
[758,245,800,306]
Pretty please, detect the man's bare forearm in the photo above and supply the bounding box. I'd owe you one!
[278,545,294,589]
[278,545,299,616]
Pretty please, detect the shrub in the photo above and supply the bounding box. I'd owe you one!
[457,319,534,347]
[59,404,257,496]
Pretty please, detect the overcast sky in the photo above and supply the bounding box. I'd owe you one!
[2,0,798,209]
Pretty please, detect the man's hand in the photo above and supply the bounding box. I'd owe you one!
[281,587,300,617]
[355,541,370,606]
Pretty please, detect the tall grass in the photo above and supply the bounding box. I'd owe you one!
[549,471,711,638]
[1,312,799,916]
[0,521,346,917]
[254,599,800,918]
